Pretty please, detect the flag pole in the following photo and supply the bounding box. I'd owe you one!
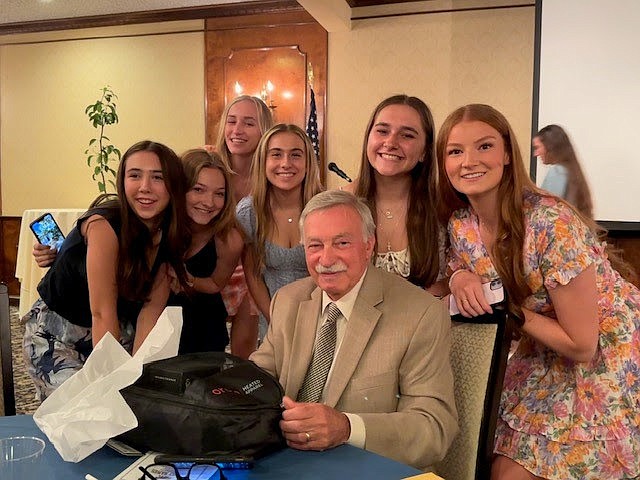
[306,62,320,163]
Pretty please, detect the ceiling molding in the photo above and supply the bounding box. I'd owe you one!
[0,0,302,36]
[346,0,416,6]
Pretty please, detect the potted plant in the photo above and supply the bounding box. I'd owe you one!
[85,86,121,193]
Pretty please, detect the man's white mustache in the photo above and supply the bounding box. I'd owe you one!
[315,262,347,274]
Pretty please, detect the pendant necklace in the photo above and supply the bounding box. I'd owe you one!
[378,203,406,251]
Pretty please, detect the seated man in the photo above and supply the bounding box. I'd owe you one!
[250,190,458,470]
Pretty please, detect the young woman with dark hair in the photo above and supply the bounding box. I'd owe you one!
[532,124,593,218]
[23,140,190,400]
[344,94,445,295]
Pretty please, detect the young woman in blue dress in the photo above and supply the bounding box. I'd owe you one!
[236,124,323,340]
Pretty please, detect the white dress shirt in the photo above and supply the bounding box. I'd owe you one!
[315,268,368,448]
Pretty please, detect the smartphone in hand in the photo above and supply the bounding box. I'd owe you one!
[29,212,65,250]
[449,279,504,315]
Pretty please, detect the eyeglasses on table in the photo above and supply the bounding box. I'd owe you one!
[138,461,228,480]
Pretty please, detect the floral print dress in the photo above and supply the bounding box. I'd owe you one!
[448,191,640,480]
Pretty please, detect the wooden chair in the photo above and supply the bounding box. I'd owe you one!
[0,283,16,415]
[436,303,513,480]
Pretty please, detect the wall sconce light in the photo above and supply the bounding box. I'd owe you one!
[260,80,277,111]
[234,81,244,96]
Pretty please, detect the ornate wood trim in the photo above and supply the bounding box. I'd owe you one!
[0,1,303,35]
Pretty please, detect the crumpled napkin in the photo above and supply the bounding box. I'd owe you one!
[33,306,183,462]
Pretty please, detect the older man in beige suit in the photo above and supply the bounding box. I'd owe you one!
[250,190,457,470]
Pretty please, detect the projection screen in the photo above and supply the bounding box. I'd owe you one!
[533,0,640,228]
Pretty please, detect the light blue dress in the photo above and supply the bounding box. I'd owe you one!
[541,164,568,198]
[236,196,309,340]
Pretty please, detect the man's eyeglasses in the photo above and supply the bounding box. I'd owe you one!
[138,462,227,480]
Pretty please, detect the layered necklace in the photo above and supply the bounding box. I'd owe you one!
[376,203,407,252]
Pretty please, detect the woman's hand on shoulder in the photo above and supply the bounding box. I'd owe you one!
[217,226,244,258]
[449,270,492,317]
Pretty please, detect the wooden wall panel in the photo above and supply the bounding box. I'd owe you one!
[0,217,21,296]
[607,233,640,288]
[205,12,327,181]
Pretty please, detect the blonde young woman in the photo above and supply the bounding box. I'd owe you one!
[438,104,640,480]
[237,124,323,340]
[344,94,446,296]
[213,95,273,357]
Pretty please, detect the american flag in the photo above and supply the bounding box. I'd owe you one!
[306,87,320,162]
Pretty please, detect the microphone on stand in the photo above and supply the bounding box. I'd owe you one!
[328,162,352,183]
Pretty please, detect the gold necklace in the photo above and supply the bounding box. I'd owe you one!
[377,208,406,251]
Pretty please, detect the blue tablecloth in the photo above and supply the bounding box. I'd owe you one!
[0,415,422,479]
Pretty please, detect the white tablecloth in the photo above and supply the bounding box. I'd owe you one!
[15,208,85,318]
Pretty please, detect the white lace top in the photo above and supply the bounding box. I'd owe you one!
[374,226,448,283]
[375,248,411,278]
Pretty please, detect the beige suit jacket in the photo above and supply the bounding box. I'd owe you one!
[250,267,458,470]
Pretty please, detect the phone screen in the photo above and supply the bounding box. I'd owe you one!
[29,213,65,250]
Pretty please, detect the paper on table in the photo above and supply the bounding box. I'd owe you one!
[33,306,183,462]
[402,473,445,480]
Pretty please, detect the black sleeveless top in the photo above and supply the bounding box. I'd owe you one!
[170,240,229,354]
[37,207,165,328]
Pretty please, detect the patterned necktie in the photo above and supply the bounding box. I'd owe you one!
[297,303,341,403]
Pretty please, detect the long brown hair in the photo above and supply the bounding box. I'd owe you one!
[249,123,323,272]
[535,124,593,218]
[355,94,440,287]
[115,140,190,300]
[437,105,636,316]
[181,148,238,240]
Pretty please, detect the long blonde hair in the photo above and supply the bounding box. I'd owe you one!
[355,94,440,287]
[215,95,273,171]
[181,148,238,240]
[437,104,636,317]
[249,124,323,272]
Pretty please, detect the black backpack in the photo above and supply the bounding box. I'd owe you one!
[118,352,285,457]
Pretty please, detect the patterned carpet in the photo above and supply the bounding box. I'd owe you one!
[9,305,41,414]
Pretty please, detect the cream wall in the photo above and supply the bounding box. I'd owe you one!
[0,7,535,213]
[0,21,205,215]
[326,5,535,189]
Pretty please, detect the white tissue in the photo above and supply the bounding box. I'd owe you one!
[33,306,183,462]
